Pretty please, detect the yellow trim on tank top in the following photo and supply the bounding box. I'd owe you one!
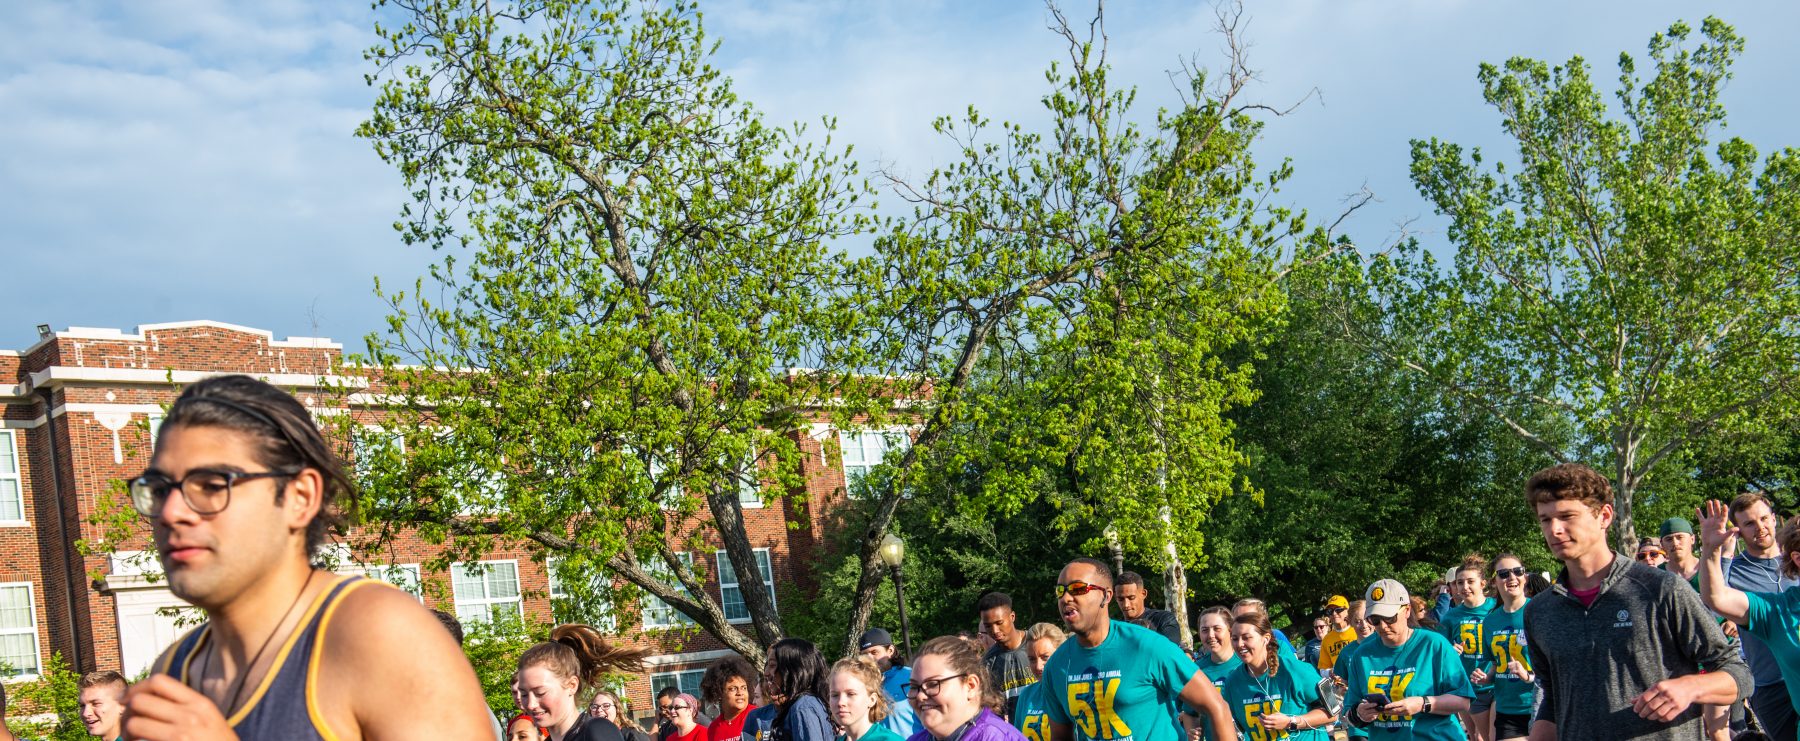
[222,573,357,727]
[304,577,378,741]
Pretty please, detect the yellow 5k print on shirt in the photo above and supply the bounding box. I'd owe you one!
[1042,622,1200,741]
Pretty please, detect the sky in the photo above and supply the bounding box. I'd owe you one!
[2,0,1796,352]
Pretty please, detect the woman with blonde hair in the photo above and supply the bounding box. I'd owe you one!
[905,636,1025,741]
[517,624,652,741]
[1011,624,1065,741]
[589,691,652,741]
[830,658,904,741]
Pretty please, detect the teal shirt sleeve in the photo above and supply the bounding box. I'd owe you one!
[1042,654,1071,726]
[1287,661,1324,709]
[1745,590,1778,639]
[1151,633,1203,694]
[1434,634,1476,699]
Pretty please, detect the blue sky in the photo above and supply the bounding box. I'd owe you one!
[3,0,1796,351]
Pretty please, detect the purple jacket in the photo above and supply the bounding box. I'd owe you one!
[906,710,1025,741]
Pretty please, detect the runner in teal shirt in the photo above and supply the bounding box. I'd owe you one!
[1345,581,1475,741]
[1332,636,1371,739]
[1477,558,1536,728]
[1015,681,1052,741]
[1219,614,1332,740]
[1185,608,1243,741]
[1044,560,1237,741]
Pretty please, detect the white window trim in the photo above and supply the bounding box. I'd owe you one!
[716,548,776,625]
[0,430,25,527]
[0,581,42,680]
[451,560,522,625]
[649,668,707,702]
[837,427,911,498]
[360,563,424,601]
[640,552,696,629]
[547,557,617,631]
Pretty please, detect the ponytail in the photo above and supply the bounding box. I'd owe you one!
[519,623,651,688]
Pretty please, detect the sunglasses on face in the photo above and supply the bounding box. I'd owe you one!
[1324,606,1346,615]
[1367,612,1403,626]
[1636,552,1662,561]
[1496,567,1529,579]
[1054,581,1109,599]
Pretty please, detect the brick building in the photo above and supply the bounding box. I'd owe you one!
[0,320,907,715]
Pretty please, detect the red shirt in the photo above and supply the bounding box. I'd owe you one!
[708,707,755,741]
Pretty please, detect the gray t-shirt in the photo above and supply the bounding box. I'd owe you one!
[1727,552,1800,686]
[984,641,1037,719]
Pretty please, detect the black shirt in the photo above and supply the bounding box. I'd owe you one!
[570,716,627,741]
[1128,607,1183,645]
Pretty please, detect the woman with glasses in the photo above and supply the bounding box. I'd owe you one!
[829,658,903,741]
[904,636,1025,741]
[1220,611,1334,739]
[516,624,651,741]
[703,656,759,741]
[764,639,834,741]
[1477,555,1534,741]
[1343,579,1475,741]
[663,693,708,741]
[590,691,653,741]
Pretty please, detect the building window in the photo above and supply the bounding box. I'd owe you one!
[452,561,522,625]
[640,553,695,629]
[839,429,909,497]
[0,582,41,678]
[0,431,21,525]
[650,669,707,703]
[717,549,775,624]
[363,564,423,600]
[547,557,615,631]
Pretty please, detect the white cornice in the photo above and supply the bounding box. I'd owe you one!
[27,367,367,391]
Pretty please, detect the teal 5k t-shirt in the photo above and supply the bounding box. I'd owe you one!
[1188,651,1242,741]
[1016,681,1052,741]
[1341,629,1474,741]
[1436,598,1494,696]
[1218,658,1328,741]
[1743,588,1800,718]
[1477,604,1533,716]
[1333,637,1370,739]
[1044,620,1199,741]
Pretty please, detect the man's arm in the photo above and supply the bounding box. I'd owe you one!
[1524,610,1557,730]
[325,583,496,740]
[1697,500,1751,623]
[1632,569,1753,722]
[1527,720,1557,741]
[1177,670,1236,741]
[1153,610,1182,644]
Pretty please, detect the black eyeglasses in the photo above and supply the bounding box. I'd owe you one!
[1495,567,1529,579]
[129,468,300,517]
[1367,613,1403,626]
[902,673,969,698]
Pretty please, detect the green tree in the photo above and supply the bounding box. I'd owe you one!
[1366,18,1800,550]
[1202,250,1554,620]
[840,5,1304,653]
[4,653,86,741]
[355,0,886,665]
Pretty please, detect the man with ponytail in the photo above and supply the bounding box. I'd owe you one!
[125,375,493,740]
[518,623,653,741]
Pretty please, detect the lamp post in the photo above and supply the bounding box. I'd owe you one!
[879,533,914,655]
[1103,522,1124,578]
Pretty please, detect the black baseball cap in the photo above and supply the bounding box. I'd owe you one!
[858,628,893,650]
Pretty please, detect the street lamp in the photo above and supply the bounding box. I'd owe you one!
[1103,522,1124,577]
[879,533,914,655]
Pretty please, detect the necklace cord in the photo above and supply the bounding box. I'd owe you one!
[197,569,321,718]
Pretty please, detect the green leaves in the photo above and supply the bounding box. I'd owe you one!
[1374,16,1800,548]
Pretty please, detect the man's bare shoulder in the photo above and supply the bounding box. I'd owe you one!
[314,580,492,740]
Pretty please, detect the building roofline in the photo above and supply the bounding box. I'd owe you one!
[14,320,345,356]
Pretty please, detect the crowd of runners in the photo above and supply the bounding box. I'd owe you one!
[6,374,1800,741]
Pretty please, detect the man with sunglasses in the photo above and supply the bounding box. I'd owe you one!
[1341,579,1473,740]
[1637,539,1668,568]
[122,375,492,740]
[1041,558,1236,741]
[1317,596,1359,674]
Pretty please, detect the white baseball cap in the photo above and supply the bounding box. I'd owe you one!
[1366,579,1410,619]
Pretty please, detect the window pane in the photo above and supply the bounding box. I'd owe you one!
[0,480,20,522]
[453,567,488,601]
[487,562,521,599]
[0,431,15,473]
[0,587,30,629]
[0,633,37,675]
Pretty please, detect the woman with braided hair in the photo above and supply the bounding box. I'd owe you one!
[518,624,652,741]
[1219,612,1333,739]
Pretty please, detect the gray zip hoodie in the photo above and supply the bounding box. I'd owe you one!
[1524,551,1752,740]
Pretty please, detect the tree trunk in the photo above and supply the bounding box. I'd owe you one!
[1613,466,1640,556]
[1159,507,1190,651]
